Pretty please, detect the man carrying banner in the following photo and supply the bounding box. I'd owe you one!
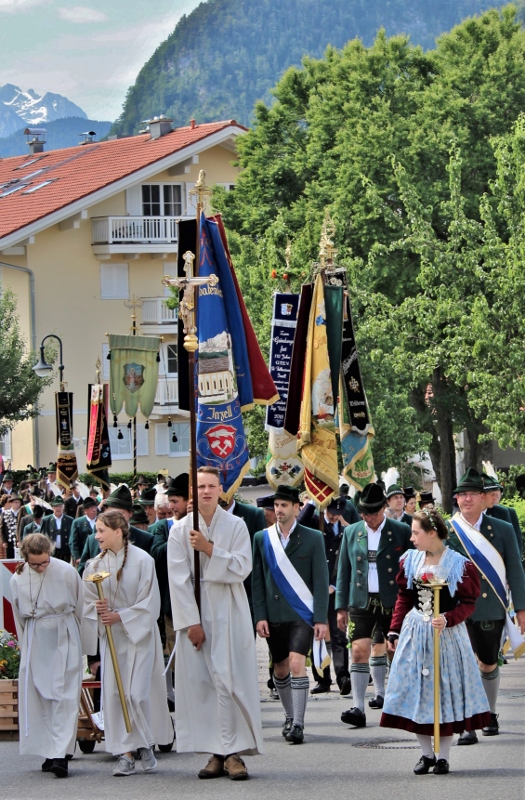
[252,485,329,744]
[168,466,263,780]
[446,468,525,744]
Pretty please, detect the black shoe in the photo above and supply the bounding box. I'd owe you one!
[457,730,478,745]
[482,713,499,736]
[285,724,304,744]
[413,755,436,775]
[433,759,450,775]
[281,717,293,737]
[341,707,366,727]
[310,683,331,695]
[42,758,54,772]
[269,687,279,700]
[339,677,351,696]
[368,695,384,709]
[50,758,68,778]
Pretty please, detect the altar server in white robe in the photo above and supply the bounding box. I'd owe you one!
[168,466,263,781]
[83,509,173,777]
[10,533,83,779]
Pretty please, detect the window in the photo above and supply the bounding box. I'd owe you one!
[100,263,129,300]
[142,184,182,217]
[0,431,12,460]
[108,424,149,460]
[159,342,177,376]
[155,422,189,456]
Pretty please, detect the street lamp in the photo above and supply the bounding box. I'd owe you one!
[32,334,65,389]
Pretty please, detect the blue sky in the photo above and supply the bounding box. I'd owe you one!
[0,0,202,120]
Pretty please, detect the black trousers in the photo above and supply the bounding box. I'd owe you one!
[311,593,349,688]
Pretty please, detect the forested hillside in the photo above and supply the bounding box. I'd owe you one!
[112,0,502,134]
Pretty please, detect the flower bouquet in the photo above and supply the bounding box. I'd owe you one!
[0,630,20,679]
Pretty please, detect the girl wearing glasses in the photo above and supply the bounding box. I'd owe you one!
[9,533,83,779]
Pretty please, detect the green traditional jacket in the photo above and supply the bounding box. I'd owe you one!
[446,514,525,621]
[150,518,172,615]
[486,504,523,559]
[252,523,329,625]
[335,517,413,611]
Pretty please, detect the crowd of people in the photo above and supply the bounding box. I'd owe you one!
[2,462,525,780]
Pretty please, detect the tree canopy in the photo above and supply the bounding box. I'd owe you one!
[0,290,52,438]
[218,5,525,509]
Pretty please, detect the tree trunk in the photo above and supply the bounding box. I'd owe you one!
[432,369,457,515]
[464,418,493,472]
[410,386,442,488]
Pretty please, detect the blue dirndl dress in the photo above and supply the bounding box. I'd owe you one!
[380,548,490,735]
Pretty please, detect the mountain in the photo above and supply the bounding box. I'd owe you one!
[0,84,87,138]
[111,0,507,135]
[0,117,112,158]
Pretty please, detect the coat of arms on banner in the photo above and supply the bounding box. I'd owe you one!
[123,363,145,393]
[205,424,237,458]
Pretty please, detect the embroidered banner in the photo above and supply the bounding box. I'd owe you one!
[55,392,78,489]
[266,292,300,430]
[297,274,339,509]
[109,334,160,419]
[86,383,112,492]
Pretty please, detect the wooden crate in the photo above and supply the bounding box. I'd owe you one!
[0,679,18,732]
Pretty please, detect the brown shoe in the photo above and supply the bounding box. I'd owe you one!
[198,755,225,779]
[224,753,249,781]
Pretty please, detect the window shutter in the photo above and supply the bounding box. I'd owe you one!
[100,263,129,300]
[126,185,142,215]
[137,424,149,457]
[155,423,169,455]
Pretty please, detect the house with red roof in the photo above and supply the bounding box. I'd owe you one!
[0,117,246,475]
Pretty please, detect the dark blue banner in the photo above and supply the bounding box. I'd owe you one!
[196,215,250,499]
[265,293,300,430]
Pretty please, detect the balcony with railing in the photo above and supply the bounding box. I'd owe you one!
[91,216,180,256]
[154,377,179,408]
[141,297,178,330]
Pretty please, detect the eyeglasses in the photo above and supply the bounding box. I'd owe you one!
[27,559,51,570]
[458,492,482,499]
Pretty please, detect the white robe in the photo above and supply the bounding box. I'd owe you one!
[10,558,83,758]
[168,506,264,756]
[83,544,173,755]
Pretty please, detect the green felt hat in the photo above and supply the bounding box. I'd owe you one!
[166,473,189,498]
[105,484,133,511]
[482,472,502,492]
[453,467,484,494]
[50,495,65,507]
[2,472,13,482]
[130,504,149,525]
[138,486,157,506]
[357,482,387,513]
[386,484,404,499]
[274,485,301,504]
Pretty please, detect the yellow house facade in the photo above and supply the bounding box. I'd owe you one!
[0,118,245,478]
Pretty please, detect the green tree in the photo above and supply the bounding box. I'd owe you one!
[0,290,52,438]
[217,6,525,509]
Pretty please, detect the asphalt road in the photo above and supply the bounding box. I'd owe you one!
[1,641,524,800]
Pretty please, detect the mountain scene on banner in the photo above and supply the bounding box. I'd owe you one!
[0,85,112,157]
[111,0,512,135]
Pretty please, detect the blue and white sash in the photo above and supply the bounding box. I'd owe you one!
[451,513,525,659]
[263,525,330,670]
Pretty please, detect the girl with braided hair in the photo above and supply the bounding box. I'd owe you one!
[380,509,491,775]
[83,509,173,777]
[10,533,83,778]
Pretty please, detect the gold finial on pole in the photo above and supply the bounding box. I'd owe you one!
[189,170,212,216]
[285,238,292,271]
[84,571,132,733]
[95,357,101,384]
[318,210,338,268]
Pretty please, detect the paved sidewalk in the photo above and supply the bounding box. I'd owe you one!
[1,637,523,800]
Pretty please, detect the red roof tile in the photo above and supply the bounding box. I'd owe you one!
[0,120,245,242]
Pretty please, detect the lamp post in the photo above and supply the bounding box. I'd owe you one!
[32,334,65,389]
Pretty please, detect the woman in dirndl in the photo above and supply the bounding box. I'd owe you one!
[381,509,490,775]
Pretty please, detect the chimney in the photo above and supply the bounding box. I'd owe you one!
[143,115,173,140]
[190,119,196,129]
[24,127,47,154]
[79,130,96,145]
